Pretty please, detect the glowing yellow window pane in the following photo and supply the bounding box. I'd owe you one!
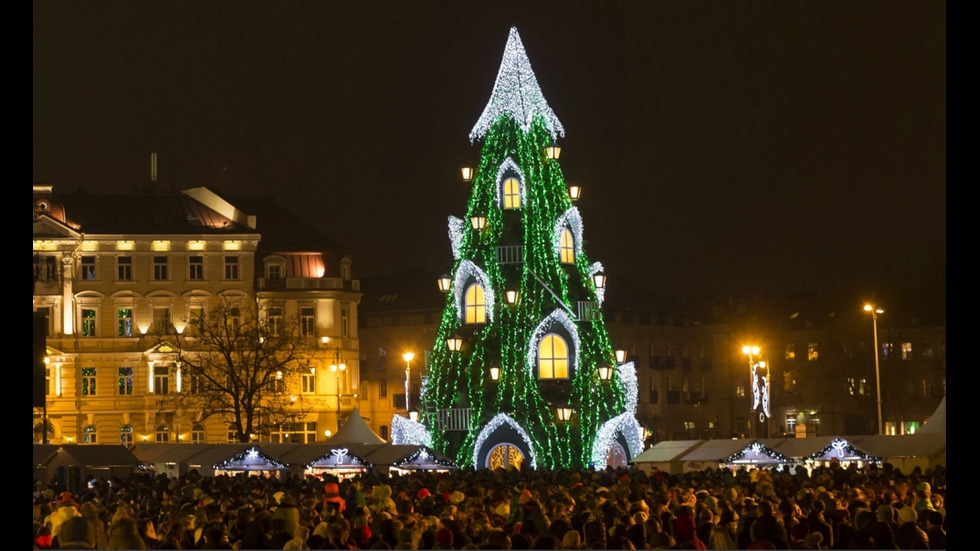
[464,284,486,324]
[503,177,522,209]
[560,229,575,264]
[538,334,569,379]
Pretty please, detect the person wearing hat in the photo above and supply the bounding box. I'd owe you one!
[56,516,97,549]
[323,481,347,516]
[45,491,82,542]
[894,506,929,549]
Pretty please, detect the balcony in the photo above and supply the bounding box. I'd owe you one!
[257,277,360,292]
[432,408,471,432]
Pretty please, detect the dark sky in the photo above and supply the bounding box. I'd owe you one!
[34,1,946,302]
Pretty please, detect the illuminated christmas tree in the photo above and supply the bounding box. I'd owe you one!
[392,27,642,470]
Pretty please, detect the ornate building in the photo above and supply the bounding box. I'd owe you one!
[32,185,361,445]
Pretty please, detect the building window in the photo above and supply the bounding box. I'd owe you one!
[267,264,283,280]
[81,308,97,337]
[154,365,170,395]
[735,385,746,398]
[881,342,893,359]
[807,342,819,362]
[503,177,522,209]
[300,307,316,336]
[188,256,204,280]
[155,425,170,443]
[227,425,238,443]
[224,256,239,280]
[118,367,134,395]
[538,334,569,379]
[464,283,487,324]
[785,344,796,360]
[379,379,388,398]
[192,423,206,443]
[786,415,797,434]
[80,256,97,281]
[120,425,134,447]
[35,255,59,282]
[901,342,913,360]
[559,228,575,264]
[302,371,316,394]
[83,425,97,444]
[268,307,283,336]
[341,305,350,337]
[380,425,389,441]
[81,367,96,396]
[271,422,318,444]
[117,256,133,281]
[117,308,133,337]
[228,306,242,331]
[186,305,204,336]
[153,307,172,334]
[153,256,169,280]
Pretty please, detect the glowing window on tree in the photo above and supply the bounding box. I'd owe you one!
[487,443,524,470]
[464,283,487,324]
[559,228,575,264]
[538,334,569,379]
[503,177,522,209]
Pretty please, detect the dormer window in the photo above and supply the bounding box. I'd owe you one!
[538,333,569,379]
[559,228,575,264]
[503,177,522,209]
[268,264,283,280]
[464,283,487,324]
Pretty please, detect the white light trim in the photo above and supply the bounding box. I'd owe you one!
[472,414,537,470]
[589,262,606,304]
[591,413,644,467]
[453,260,496,324]
[391,414,433,446]
[448,216,465,260]
[495,157,527,209]
[553,207,584,260]
[616,361,638,414]
[469,27,565,142]
[526,309,580,378]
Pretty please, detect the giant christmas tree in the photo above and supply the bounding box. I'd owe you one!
[392,27,642,470]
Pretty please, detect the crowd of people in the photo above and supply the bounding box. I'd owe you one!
[33,459,945,550]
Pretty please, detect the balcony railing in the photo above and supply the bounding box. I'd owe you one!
[257,277,360,291]
[433,408,471,432]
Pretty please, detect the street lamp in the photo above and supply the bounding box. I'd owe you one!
[864,303,885,435]
[402,352,415,413]
[742,345,771,437]
[330,352,347,432]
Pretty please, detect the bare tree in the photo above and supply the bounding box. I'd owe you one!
[170,300,314,442]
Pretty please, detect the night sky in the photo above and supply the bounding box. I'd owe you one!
[34,2,946,303]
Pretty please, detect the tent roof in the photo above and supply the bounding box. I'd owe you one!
[364,445,457,468]
[49,445,143,467]
[851,433,946,458]
[918,397,946,434]
[327,408,386,445]
[34,444,59,467]
[631,440,705,464]
[679,439,787,463]
[135,444,220,464]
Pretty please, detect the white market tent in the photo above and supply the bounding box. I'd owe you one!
[630,440,705,474]
[676,439,792,472]
[850,433,946,471]
[327,408,386,445]
[918,397,946,434]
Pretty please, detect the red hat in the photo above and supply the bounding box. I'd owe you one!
[417,488,431,500]
[58,491,75,504]
[324,482,340,495]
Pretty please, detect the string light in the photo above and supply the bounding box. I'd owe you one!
[453,260,496,323]
[727,441,790,464]
[591,412,644,466]
[213,446,288,471]
[448,216,464,259]
[526,309,580,378]
[470,27,565,142]
[616,361,638,414]
[494,157,527,208]
[553,207,584,259]
[391,413,434,447]
[472,414,538,470]
[589,262,606,304]
[810,438,878,463]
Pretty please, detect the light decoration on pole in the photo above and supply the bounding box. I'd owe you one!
[863,303,885,435]
[743,345,771,422]
[403,352,415,413]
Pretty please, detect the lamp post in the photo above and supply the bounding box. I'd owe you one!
[864,303,885,435]
[329,349,347,432]
[402,352,415,414]
[742,345,771,438]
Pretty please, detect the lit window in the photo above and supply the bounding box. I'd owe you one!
[268,307,283,336]
[300,307,316,336]
[785,344,796,360]
[464,283,487,324]
[118,367,134,395]
[155,425,170,442]
[901,342,913,360]
[302,372,316,394]
[81,367,96,396]
[192,424,206,443]
[735,385,746,398]
[188,256,204,280]
[503,177,522,209]
[154,365,170,395]
[881,342,893,359]
[81,308,97,337]
[538,334,569,379]
[153,256,169,281]
[83,425,97,444]
[559,228,575,264]
[224,256,239,280]
[341,305,350,337]
[117,256,132,281]
[117,308,133,337]
[80,256,96,281]
[807,342,819,362]
[119,425,133,447]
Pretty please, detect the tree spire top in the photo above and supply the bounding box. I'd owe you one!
[469,26,565,142]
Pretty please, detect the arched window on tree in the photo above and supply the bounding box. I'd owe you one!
[559,228,575,264]
[538,333,569,379]
[503,177,522,209]
[464,283,487,324]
